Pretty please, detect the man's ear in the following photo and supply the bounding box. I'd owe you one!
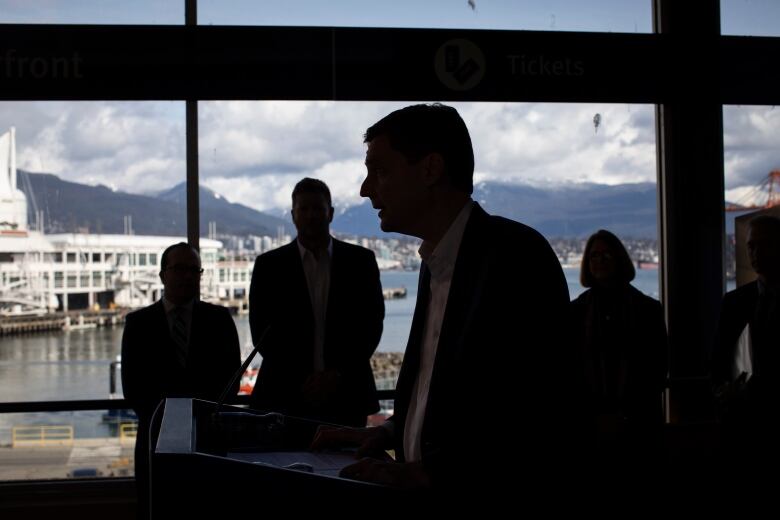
[327,205,334,223]
[421,152,445,187]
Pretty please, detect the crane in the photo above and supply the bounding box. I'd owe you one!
[725,169,780,211]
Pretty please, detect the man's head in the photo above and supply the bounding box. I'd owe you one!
[159,242,201,305]
[747,214,780,283]
[291,177,334,249]
[361,104,474,236]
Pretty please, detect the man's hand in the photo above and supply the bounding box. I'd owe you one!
[310,424,390,459]
[340,459,430,489]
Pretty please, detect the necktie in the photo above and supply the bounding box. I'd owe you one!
[171,307,188,367]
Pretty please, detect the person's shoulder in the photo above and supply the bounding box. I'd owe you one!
[483,211,549,244]
[196,300,230,316]
[628,285,661,306]
[724,280,758,304]
[334,238,375,258]
[254,241,295,264]
[125,301,161,321]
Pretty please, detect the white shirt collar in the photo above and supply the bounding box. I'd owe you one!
[419,200,474,281]
[297,236,333,261]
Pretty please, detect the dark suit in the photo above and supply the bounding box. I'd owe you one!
[248,238,384,426]
[121,300,240,516]
[389,203,576,493]
[712,281,761,388]
[712,280,780,467]
[570,285,668,427]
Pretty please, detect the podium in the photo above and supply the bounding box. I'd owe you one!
[151,398,395,516]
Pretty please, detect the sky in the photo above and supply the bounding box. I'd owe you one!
[1,1,778,213]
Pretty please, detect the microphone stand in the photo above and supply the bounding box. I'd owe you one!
[210,326,286,453]
[214,325,270,416]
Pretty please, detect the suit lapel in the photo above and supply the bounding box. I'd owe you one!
[285,241,315,324]
[436,204,490,363]
[395,264,431,419]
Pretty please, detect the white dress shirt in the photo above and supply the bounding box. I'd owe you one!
[297,238,333,372]
[403,200,474,462]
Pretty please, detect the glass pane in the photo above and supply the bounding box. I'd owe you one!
[201,100,658,411]
[0,0,183,25]
[199,0,652,33]
[723,104,780,289]
[0,101,185,402]
[0,410,135,480]
[721,0,780,37]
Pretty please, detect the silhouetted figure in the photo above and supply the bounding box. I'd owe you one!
[311,104,576,502]
[121,242,241,519]
[570,230,668,472]
[712,215,780,470]
[249,178,384,427]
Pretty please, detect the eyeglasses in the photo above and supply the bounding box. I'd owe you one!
[165,265,203,275]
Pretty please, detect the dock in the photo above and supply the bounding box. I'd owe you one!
[0,310,127,337]
[382,287,407,300]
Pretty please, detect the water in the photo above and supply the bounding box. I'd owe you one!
[0,268,662,403]
[0,266,719,440]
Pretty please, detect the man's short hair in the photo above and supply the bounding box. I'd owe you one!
[748,214,780,238]
[160,242,199,272]
[292,177,332,207]
[364,103,475,194]
[580,229,636,288]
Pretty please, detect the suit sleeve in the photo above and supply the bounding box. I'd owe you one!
[121,313,156,419]
[249,255,273,357]
[355,249,384,360]
[711,293,736,387]
[217,305,242,398]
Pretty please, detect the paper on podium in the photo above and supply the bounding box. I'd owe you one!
[227,450,358,478]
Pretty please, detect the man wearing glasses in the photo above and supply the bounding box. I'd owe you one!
[121,242,240,518]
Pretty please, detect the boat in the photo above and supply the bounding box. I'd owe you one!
[238,367,259,395]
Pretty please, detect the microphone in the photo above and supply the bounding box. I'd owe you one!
[214,324,270,415]
[210,326,286,451]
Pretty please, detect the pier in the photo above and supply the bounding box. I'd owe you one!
[382,287,407,300]
[0,310,127,337]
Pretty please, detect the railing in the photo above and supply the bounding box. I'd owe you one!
[12,425,74,447]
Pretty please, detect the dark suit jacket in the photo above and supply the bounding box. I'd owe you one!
[712,281,759,388]
[248,238,384,425]
[389,203,576,491]
[121,300,241,481]
[570,285,668,427]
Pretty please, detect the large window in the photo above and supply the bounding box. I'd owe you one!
[199,0,652,32]
[0,0,183,25]
[201,100,659,367]
[721,0,780,37]
[722,104,780,287]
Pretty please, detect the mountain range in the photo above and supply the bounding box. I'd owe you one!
[334,181,660,239]
[18,170,691,239]
[20,171,294,237]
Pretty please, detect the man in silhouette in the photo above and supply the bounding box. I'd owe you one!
[121,242,241,518]
[249,178,384,427]
[312,104,577,497]
[713,214,780,469]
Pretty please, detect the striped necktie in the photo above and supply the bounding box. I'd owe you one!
[171,307,189,367]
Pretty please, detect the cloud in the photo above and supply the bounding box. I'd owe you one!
[723,105,780,191]
[2,100,776,214]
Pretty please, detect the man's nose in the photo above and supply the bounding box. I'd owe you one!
[359,176,371,198]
